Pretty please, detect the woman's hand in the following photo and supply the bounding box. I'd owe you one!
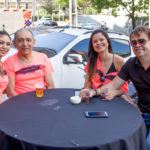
[79,88,96,98]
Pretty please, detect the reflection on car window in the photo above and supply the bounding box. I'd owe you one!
[33,47,56,58]
[34,32,76,54]
[70,39,90,61]
[68,38,131,62]
[111,39,131,57]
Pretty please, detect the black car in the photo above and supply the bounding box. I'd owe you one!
[43,20,58,26]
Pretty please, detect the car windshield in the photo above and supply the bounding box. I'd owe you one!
[33,31,76,57]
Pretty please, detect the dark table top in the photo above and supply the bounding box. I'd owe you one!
[0,88,148,150]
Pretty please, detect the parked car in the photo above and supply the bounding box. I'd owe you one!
[3,27,135,90]
[82,23,100,30]
[37,17,51,25]
[43,20,58,26]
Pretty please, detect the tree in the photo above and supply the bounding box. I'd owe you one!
[56,0,92,15]
[78,0,92,14]
[91,0,149,29]
[42,0,55,17]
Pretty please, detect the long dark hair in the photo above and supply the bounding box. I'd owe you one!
[87,29,113,83]
[0,30,11,76]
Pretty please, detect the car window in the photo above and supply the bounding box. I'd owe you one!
[33,32,77,57]
[69,39,90,61]
[33,47,56,58]
[111,39,131,58]
[66,37,131,63]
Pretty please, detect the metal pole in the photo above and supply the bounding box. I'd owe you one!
[69,0,72,26]
[75,0,77,26]
[69,0,77,26]
[15,0,17,9]
[36,0,39,20]
[59,4,60,21]
[5,0,8,8]
[32,0,35,26]
[72,0,77,26]
[149,0,150,28]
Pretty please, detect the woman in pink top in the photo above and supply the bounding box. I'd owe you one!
[80,29,136,106]
[0,31,11,103]
[4,28,55,97]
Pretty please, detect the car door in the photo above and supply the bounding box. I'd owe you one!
[61,38,90,89]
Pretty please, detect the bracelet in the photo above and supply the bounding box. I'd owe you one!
[92,88,98,96]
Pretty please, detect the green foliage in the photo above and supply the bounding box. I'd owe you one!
[41,0,97,17]
[91,0,149,29]
[111,8,118,17]
[41,0,55,16]
[55,0,69,9]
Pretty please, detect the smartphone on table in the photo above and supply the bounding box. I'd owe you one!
[85,111,108,118]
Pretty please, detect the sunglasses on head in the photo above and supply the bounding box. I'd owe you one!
[130,38,147,47]
[99,76,105,87]
[101,76,105,82]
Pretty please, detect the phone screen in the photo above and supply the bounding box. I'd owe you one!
[85,111,108,118]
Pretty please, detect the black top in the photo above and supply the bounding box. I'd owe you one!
[96,55,117,87]
[118,57,150,113]
[107,54,117,74]
[0,89,147,150]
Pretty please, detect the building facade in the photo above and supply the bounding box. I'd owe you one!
[0,0,43,9]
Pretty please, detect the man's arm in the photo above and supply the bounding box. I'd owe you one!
[45,73,55,89]
[7,74,17,98]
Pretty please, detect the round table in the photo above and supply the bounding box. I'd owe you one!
[0,89,148,150]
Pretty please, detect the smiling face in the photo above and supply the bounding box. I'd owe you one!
[13,30,36,56]
[0,35,11,58]
[92,32,109,54]
[130,32,150,58]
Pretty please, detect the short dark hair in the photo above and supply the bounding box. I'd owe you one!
[0,30,11,40]
[14,28,34,41]
[130,25,150,40]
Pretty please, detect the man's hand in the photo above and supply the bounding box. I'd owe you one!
[101,89,117,100]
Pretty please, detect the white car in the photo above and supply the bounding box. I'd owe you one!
[4,27,135,90]
[82,23,101,30]
[37,18,51,25]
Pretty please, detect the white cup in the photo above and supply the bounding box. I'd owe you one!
[70,96,81,104]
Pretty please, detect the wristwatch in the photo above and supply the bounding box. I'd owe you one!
[92,88,98,96]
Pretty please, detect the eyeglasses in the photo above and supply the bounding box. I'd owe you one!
[130,38,147,47]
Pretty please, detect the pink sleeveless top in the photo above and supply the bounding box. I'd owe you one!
[85,56,128,93]
[0,65,8,104]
